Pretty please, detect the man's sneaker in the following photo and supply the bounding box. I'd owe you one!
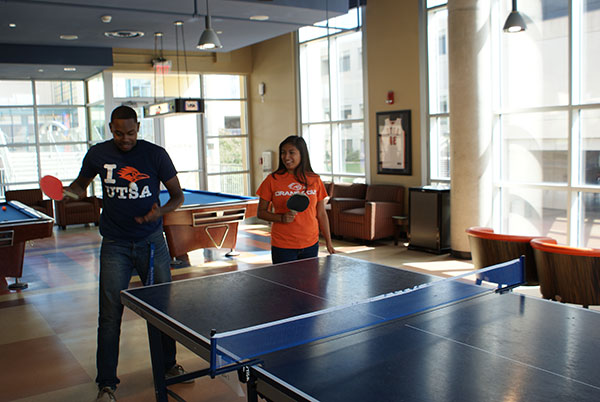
[166,364,194,384]
[96,386,116,402]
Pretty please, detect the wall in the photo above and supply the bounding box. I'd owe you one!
[248,34,298,193]
[365,0,424,189]
[111,46,253,74]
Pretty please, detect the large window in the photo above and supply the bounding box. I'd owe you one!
[109,72,250,196]
[497,0,600,247]
[0,72,251,199]
[425,0,600,247]
[203,74,250,195]
[0,80,87,195]
[298,7,366,184]
[426,1,450,182]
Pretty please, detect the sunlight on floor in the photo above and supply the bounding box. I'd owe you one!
[404,260,474,276]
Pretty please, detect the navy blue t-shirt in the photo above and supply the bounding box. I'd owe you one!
[79,139,177,241]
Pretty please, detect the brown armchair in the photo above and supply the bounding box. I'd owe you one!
[327,183,367,236]
[5,189,54,218]
[531,238,600,307]
[54,195,101,230]
[333,184,404,242]
[465,226,541,286]
[323,181,334,231]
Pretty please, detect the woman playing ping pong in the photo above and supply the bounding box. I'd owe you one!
[257,135,335,264]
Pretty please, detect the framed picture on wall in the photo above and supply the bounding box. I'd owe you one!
[376,110,412,175]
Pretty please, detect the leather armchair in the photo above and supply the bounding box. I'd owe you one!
[327,183,368,236]
[54,195,101,230]
[333,184,404,242]
[5,189,54,218]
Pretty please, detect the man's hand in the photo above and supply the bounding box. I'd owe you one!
[135,203,161,224]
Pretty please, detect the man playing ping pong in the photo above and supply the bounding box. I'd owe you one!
[62,106,187,402]
[256,135,335,263]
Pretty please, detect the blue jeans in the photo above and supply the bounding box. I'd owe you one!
[95,229,176,389]
[271,241,319,264]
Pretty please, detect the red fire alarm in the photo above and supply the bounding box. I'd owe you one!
[386,91,394,104]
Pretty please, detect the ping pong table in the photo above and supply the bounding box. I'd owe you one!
[121,254,600,402]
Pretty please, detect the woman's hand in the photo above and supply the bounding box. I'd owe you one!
[281,211,297,223]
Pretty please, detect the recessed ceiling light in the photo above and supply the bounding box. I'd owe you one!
[249,15,269,21]
[216,30,223,34]
[60,34,78,40]
[64,67,77,71]
[38,69,44,73]
[104,30,144,39]
[9,23,16,28]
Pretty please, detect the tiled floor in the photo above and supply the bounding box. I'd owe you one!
[0,222,558,402]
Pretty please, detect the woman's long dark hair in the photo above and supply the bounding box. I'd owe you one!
[272,135,315,189]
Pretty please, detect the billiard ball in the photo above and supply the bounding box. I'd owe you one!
[1,206,6,211]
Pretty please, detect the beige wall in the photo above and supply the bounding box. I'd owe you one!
[365,0,423,188]
[247,34,298,193]
[111,46,253,74]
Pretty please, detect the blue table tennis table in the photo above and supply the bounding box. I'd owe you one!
[121,254,600,402]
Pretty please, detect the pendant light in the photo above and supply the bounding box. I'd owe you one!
[197,0,222,50]
[503,0,527,33]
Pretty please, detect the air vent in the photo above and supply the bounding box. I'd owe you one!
[104,30,145,39]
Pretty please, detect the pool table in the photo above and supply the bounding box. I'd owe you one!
[0,200,54,289]
[159,189,258,257]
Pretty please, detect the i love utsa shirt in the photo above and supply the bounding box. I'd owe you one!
[79,139,177,241]
[256,172,327,249]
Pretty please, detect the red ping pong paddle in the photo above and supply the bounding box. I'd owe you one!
[287,193,310,213]
[40,175,79,201]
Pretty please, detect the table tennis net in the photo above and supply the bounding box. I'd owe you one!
[210,257,524,373]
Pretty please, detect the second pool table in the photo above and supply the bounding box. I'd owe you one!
[0,200,54,289]
[159,189,258,257]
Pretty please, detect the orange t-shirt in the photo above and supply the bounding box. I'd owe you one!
[256,172,327,249]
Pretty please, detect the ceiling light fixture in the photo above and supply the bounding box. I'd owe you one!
[249,15,269,21]
[196,0,222,50]
[104,30,144,39]
[503,0,527,33]
[60,34,78,40]
[9,23,16,28]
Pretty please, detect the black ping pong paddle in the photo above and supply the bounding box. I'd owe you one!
[287,193,310,213]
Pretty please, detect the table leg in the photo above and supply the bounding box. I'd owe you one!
[147,323,168,402]
[8,277,28,290]
[246,373,258,402]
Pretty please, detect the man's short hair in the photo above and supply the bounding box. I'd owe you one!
[111,105,138,122]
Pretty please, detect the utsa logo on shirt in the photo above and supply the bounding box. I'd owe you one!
[102,164,152,199]
[274,182,316,197]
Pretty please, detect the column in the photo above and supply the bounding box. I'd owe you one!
[448,0,493,256]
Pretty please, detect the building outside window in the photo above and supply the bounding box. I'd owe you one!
[298,6,366,184]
